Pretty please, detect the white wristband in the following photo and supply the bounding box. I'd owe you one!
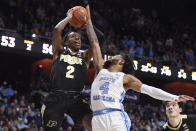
[141,84,179,101]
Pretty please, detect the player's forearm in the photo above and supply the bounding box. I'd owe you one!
[86,23,99,45]
[141,84,179,101]
[54,17,71,32]
[86,4,99,45]
[86,4,103,71]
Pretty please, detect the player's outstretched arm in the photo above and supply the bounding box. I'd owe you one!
[123,74,195,102]
[52,8,73,60]
[85,4,104,71]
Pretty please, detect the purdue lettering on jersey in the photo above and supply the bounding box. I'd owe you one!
[60,54,82,65]
[50,49,87,92]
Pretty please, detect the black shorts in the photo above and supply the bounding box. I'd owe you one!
[41,92,91,130]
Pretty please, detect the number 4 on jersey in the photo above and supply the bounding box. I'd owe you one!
[99,82,109,94]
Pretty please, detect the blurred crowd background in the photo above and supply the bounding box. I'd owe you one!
[0,80,196,131]
[1,0,196,70]
[0,0,196,130]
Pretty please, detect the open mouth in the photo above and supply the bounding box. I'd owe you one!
[168,110,173,114]
[74,41,80,46]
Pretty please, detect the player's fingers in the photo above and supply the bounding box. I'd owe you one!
[179,95,195,102]
[69,8,74,13]
[68,8,74,13]
[67,9,71,15]
[86,5,91,20]
[176,96,187,102]
[183,95,195,101]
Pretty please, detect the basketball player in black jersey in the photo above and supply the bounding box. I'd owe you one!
[162,101,196,131]
[41,5,99,131]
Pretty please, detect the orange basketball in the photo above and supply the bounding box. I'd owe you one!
[70,6,87,28]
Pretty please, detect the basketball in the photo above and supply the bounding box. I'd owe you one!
[70,6,87,28]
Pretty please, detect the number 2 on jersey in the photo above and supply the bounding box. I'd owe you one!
[66,66,75,79]
[99,82,109,94]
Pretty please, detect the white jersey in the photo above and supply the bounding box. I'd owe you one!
[91,69,126,111]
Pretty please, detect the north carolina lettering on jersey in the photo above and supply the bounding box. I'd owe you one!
[93,95,115,102]
[60,54,82,65]
[99,77,116,83]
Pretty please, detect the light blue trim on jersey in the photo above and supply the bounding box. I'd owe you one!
[120,91,131,131]
[121,111,131,131]
[119,91,125,103]
[93,108,122,116]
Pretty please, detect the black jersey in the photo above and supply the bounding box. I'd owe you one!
[162,114,196,131]
[50,48,87,92]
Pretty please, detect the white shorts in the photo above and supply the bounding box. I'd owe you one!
[92,111,131,131]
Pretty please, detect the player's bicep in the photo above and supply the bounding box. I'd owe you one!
[52,28,63,60]
[123,74,142,92]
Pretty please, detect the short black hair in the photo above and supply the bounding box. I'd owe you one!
[165,101,183,108]
[103,59,119,69]
[62,31,81,46]
[64,31,73,41]
[62,31,72,46]
[103,54,135,74]
[122,54,135,74]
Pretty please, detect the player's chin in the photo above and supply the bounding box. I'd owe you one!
[168,113,176,117]
[73,45,81,51]
[75,45,81,49]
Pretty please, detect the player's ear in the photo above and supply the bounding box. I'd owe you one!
[179,107,182,113]
[119,59,125,66]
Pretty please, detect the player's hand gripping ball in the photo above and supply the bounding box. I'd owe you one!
[69,6,87,28]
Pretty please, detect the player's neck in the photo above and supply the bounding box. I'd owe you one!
[168,115,181,128]
[108,66,121,72]
[68,48,78,55]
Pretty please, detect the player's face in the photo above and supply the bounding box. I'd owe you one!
[104,55,125,69]
[68,32,81,51]
[110,55,124,64]
[166,102,182,118]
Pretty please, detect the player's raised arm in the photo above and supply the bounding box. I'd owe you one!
[85,4,104,72]
[123,74,195,102]
[52,8,73,60]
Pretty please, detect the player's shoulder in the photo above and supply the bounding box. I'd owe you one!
[181,114,188,119]
[162,115,188,131]
[99,68,107,73]
[95,69,107,77]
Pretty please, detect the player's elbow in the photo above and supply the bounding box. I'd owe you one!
[53,26,61,33]
[91,42,100,49]
[52,28,61,38]
[129,80,143,93]
[93,59,103,71]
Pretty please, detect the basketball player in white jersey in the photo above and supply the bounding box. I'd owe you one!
[90,54,194,131]
[87,23,195,131]
[85,4,195,131]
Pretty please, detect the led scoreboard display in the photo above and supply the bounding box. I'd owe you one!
[103,56,196,83]
[134,60,196,82]
[0,34,53,56]
[1,34,196,82]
